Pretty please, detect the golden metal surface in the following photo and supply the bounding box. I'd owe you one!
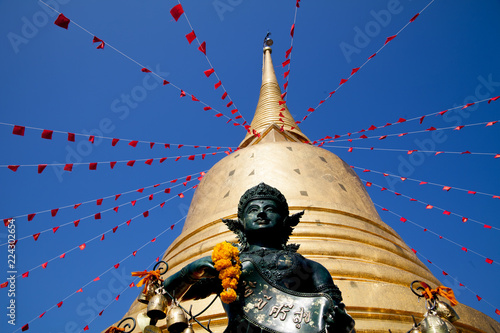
[115,44,500,333]
[239,46,309,147]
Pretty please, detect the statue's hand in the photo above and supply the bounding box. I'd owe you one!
[325,304,356,333]
[186,257,218,280]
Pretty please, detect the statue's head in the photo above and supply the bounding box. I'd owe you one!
[223,183,303,251]
[237,182,288,221]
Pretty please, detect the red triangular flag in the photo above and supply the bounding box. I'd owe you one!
[410,13,419,22]
[350,67,360,75]
[22,272,29,278]
[42,262,48,269]
[28,213,36,221]
[13,125,25,136]
[110,161,117,169]
[8,165,19,172]
[170,4,184,21]
[198,41,206,55]
[38,164,47,174]
[79,243,86,250]
[185,30,196,44]
[22,324,29,331]
[129,140,138,147]
[64,163,73,171]
[204,68,215,77]
[89,162,97,170]
[33,233,41,241]
[52,226,59,233]
[127,160,136,167]
[384,35,397,44]
[54,13,70,29]
[290,23,295,37]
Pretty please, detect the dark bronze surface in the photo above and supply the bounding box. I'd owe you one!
[162,183,355,332]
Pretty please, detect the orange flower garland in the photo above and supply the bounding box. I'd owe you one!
[212,242,241,303]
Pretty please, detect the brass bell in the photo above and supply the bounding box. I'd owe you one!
[138,282,157,304]
[182,323,195,333]
[143,325,162,333]
[166,304,189,333]
[420,312,456,333]
[407,324,422,333]
[407,315,422,333]
[146,294,168,320]
[434,300,460,323]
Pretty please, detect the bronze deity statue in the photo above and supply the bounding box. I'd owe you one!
[162,183,355,332]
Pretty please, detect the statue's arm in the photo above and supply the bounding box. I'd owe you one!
[308,260,356,333]
[162,256,219,302]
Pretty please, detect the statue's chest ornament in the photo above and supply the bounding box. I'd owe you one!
[238,259,333,333]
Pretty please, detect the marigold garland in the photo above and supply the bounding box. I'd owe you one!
[212,242,241,303]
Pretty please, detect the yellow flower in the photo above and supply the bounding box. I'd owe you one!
[220,288,237,303]
[212,242,241,304]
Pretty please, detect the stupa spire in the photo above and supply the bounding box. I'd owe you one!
[239,34,309,148]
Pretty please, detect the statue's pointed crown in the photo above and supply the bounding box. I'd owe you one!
[237,182,288,221]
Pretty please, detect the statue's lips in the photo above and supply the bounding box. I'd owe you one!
[254,219,269,225]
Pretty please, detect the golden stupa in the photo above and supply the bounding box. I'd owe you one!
[117,41,500,333]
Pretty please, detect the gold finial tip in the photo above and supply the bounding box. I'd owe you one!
[263,32,273,52]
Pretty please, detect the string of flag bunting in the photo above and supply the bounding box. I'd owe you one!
[7,217,185,332]
[361,177,497,231]
[281,0,301,101]
[1,171,205,224]
[351,165,500,201]
[297,0,437,124]
[3,151,228,174]
[412,251,500,318]
[3,121,236,150]
[1,173,204,246]
[171,1,250,128]
[37,0,249,131]
[311,95,499,142]
[1,185,195,284]
[323,145,500,157]
[312,119,498,144]
[370,201,497,266]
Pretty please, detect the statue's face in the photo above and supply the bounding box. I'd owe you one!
[242,199,284,233]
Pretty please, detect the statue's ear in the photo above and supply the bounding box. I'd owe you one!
[285,210,304,227]
[222,218,243,233]
[222,218,248,250]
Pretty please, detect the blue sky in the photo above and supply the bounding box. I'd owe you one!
[0,0,499,332]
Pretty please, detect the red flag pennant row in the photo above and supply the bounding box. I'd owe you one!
[376,202,498,268]
[366,177,498,231]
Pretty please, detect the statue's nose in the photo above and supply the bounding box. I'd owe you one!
[257,210,266,218]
